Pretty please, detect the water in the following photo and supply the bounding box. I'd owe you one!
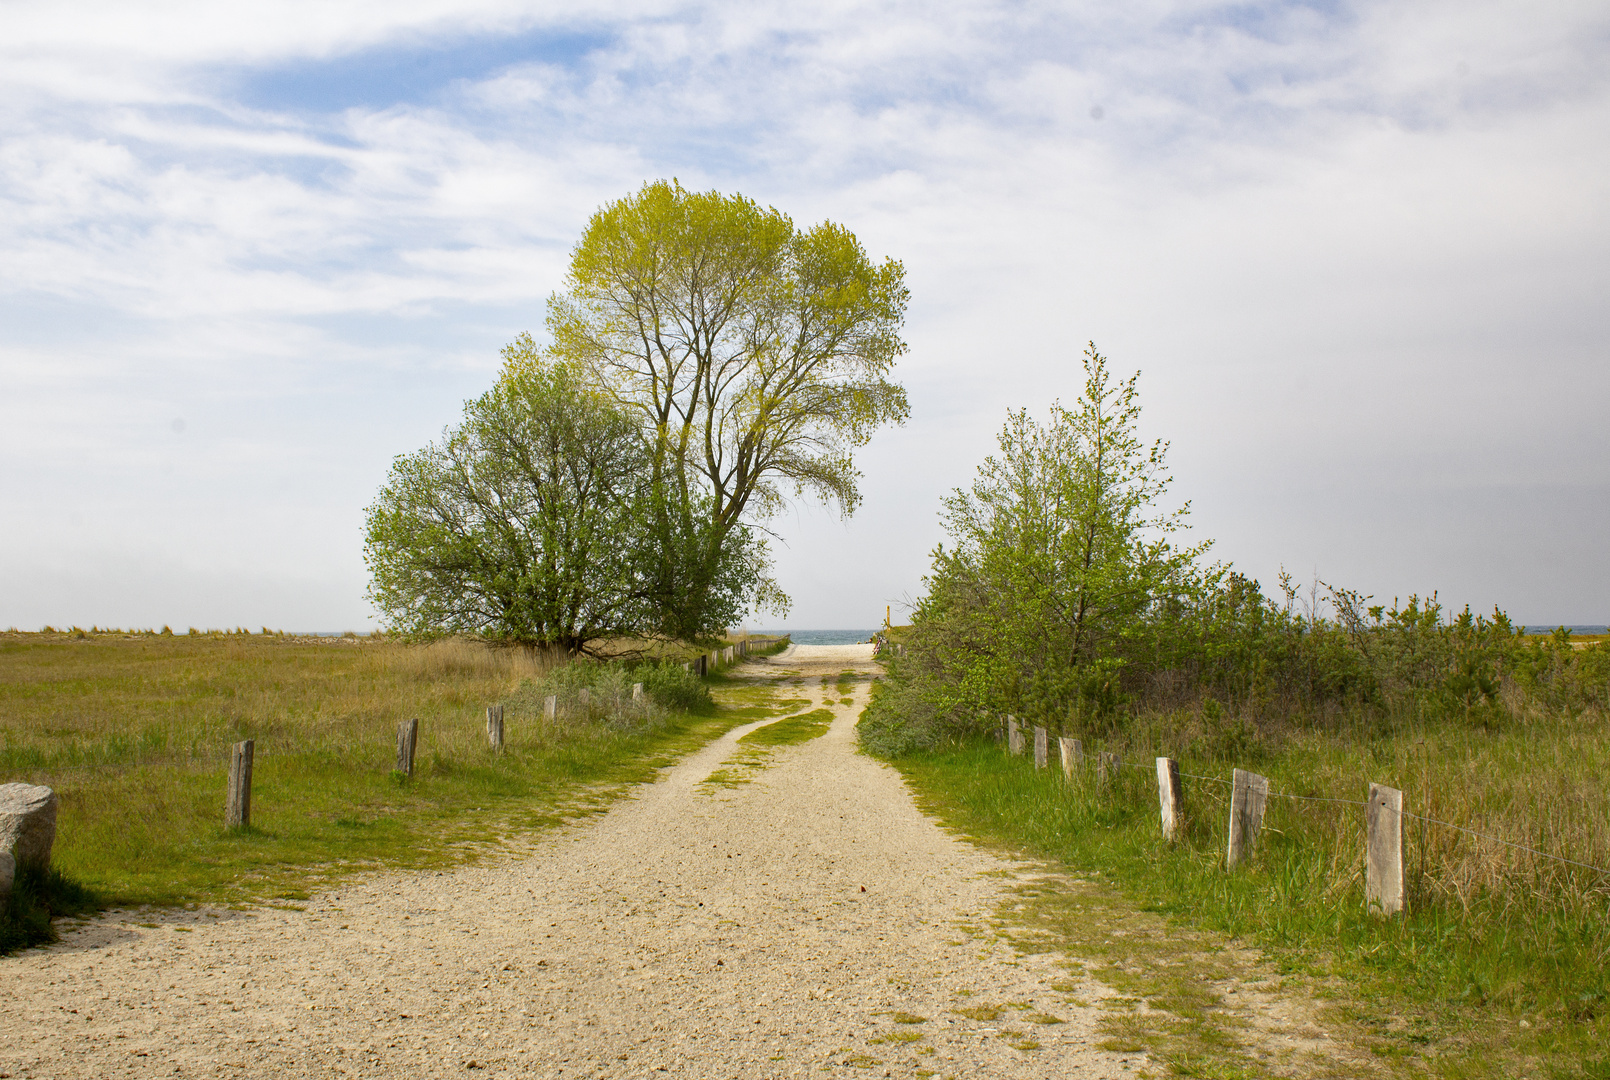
[752,629,879,646]
[1522,625,1608,635]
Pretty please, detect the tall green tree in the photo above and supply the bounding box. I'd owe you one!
[918,344,1207,729]
[545,179,910,638]
[364,343,651,654]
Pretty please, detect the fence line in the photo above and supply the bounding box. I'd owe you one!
[998,715,1610,909]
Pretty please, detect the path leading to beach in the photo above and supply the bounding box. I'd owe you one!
[1,644,1148,1079]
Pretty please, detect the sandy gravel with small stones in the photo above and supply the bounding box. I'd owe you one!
[2,645,1148,1080]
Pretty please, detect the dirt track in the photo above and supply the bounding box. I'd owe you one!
[1,644,1147,1079]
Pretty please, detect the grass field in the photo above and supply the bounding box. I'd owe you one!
[871,698,1610,1079]
[0,630,791,948]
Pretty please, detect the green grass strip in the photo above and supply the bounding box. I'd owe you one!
[740,708,835,746]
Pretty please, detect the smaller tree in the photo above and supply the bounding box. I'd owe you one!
[364,341,649,654]
[920,344,1207,730]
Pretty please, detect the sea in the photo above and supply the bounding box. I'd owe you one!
[1521,625,1608,635]
[752,629,880,646]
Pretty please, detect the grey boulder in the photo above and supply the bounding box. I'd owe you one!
[0,782,59,869]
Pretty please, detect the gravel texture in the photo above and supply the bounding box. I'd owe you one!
[1,645,1146,1079]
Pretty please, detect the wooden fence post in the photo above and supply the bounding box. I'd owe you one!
[225,739,254,829]
[396,718,418,777]
[1033,726,1048,770]
[544,694,557,722]
[632,682,644,702]
[1227,768,1269,867]
[578,688,590,715]
[1156,757,1183,841]
[1367,783,1405,916]
[1007,715,1024,756]
[486,705,504,750]
[1097,751,1118,789]
[1059,737,1083,780]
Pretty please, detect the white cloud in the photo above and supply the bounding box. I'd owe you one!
[2,0,1608,628]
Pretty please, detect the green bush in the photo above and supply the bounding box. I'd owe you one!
[512,658,713,722]
[634,661,713,713]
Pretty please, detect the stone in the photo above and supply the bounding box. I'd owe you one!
[0,782,59,868]
[0,851,13,900]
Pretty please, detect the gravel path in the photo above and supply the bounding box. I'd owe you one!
[2,645,1145,1079]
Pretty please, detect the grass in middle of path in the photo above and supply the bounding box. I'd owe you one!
[739,708,835,746]
[700,707,838,791]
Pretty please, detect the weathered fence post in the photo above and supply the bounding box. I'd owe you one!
[1227,768,1269,867]
[1156,757,1183,841]
[578,688,590,715]
[1007,715,1024,756]
[395,719,418,777]
[225,739,254,829]
[486,705,504,750]
[1059,737,1083,780]
[631,682,643,702]
[544,694,557,722]
[1033,726,1048,770]
[1367,783,1405,916]
[1097,751,1119,789]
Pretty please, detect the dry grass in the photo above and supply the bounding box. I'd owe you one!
[0,630,767,913]
[0,631,552,775]
[1103,697,1610,922]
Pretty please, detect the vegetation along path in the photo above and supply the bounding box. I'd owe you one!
[3,646,1336,1079]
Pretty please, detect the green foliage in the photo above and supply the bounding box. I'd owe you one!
[1,861,99,956]
[515,657,715,716]
[547,179,911,638]
[634,660,715,713]
[866,340,1607,753]
[867,345,1205,746]
[364,346,649,653]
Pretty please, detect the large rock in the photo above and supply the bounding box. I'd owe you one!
[0,783,59,869]
[0,851,13,900]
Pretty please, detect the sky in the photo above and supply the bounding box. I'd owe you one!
[2,0,1607,632]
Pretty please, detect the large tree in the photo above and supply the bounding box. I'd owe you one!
[364,342,652,654]
[545,180,910,636]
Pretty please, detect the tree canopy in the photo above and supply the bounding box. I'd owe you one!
[546,179,911,633]
[363,343,651,654]
[874,345,1208,736]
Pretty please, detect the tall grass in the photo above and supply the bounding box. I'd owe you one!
[870,694,1610,1076]
[0,631,756,931]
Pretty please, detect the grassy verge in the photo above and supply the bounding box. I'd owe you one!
[873,728,1610,1078]
[0,632,781,949]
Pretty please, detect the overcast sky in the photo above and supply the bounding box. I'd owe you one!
[3,0,1607,632]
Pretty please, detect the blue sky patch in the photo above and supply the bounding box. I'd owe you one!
[225,26,609,114]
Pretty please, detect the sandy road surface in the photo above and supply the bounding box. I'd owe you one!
[2,645,1145,1079]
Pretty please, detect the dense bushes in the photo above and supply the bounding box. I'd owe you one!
[858,345,1606,755]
